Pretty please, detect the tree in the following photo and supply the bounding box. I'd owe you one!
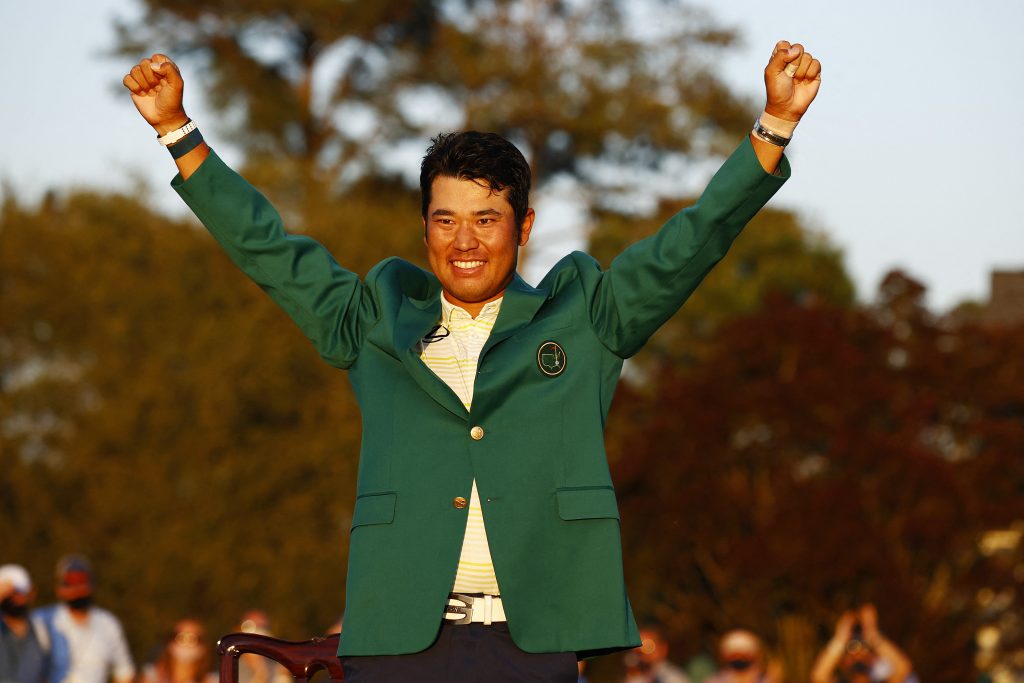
[603,272,1024,682]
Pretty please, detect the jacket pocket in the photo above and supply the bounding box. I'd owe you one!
[556,486,620,521]
[350,492,397,529]
[532,313,573,333]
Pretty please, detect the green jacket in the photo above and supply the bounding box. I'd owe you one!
[173,138,788,657]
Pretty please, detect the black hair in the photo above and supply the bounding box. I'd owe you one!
[420,131,532,230]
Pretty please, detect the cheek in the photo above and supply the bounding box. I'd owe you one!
[486,231,520,258]
[424,232,445,257]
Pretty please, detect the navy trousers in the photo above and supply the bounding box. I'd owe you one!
[342,622,578,682]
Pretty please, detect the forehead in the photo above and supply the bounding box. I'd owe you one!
[428,175,511,211]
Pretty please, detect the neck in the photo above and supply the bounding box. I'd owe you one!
[68,607,91,624]
[168,660,201,683]
[2,615,29,637]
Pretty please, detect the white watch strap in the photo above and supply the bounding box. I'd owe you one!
[158,120,197,147]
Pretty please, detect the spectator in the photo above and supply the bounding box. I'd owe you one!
[810,605,915,683]
[623,626,691,683]
[706,630,781,683]
[32,555,134,683]
[138,619,215,683]
[0,564,50,683]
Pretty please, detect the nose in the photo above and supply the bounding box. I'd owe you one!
[452,222,479,251]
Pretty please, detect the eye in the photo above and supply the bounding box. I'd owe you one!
[478,218,494,226]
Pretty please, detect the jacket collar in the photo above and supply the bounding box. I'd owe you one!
[482,273,548,356]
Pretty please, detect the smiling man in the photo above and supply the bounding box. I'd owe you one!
[420,136,536,317]
[124,39,820,682]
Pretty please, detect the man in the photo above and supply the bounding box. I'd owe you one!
[32,556,135,683]
[123,39,820,681]
[0,564,50,683]
[706,630,781,683]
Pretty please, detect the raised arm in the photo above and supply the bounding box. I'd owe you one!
[582,40,821,357]
[859,604,913,683]
[810,611,855,683]
[122,55,377,368]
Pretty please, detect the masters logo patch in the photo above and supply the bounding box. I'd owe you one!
[537,341,567,377]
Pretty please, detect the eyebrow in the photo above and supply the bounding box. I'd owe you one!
[430,208,504,218]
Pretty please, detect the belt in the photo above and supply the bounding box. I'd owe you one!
[443,593,506,625]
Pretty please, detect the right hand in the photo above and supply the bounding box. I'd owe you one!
[123,54,189,136]
[832,610,857,642]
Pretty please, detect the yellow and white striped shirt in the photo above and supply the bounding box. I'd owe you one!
[416,295,501,595]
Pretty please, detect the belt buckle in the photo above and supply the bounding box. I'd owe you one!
[445,593,475,625]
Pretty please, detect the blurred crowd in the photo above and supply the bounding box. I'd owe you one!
[3,557,919,683]
[0,557,328,683]
[599,607,918,683]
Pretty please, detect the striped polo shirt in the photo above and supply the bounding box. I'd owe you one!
[416,294,502,595]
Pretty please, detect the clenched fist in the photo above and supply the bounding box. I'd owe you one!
[123,54,189,136]
[764,40,822,122]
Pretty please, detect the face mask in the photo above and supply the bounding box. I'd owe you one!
[1,598,29,619]
[726,659,755,672]
[65,596,93,611]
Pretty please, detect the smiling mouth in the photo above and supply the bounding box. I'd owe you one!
[452,260,485,270]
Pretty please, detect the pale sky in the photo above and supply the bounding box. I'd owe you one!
[2,0,1022,311]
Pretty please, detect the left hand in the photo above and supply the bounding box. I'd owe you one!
[859,603,881,642]
[764,40,822,121]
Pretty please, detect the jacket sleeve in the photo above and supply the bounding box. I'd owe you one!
[581,137,789,358]
[172,151,378,369]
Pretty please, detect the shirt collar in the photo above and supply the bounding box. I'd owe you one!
[440,293,503,322]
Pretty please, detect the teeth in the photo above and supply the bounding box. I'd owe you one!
[453,261,484,268]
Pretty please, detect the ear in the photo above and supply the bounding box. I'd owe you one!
[518,208,536,247]
[422,216,428,246]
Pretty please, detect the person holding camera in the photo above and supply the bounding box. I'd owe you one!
[810,605,915,683]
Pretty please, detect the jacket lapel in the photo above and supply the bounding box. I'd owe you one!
[482,274,549,356]
[394,288,469,419]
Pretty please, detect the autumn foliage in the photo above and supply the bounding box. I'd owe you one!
[607,275,1024,680]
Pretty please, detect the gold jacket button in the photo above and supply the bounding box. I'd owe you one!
[470,426,485,440]
[453,497,468,509]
